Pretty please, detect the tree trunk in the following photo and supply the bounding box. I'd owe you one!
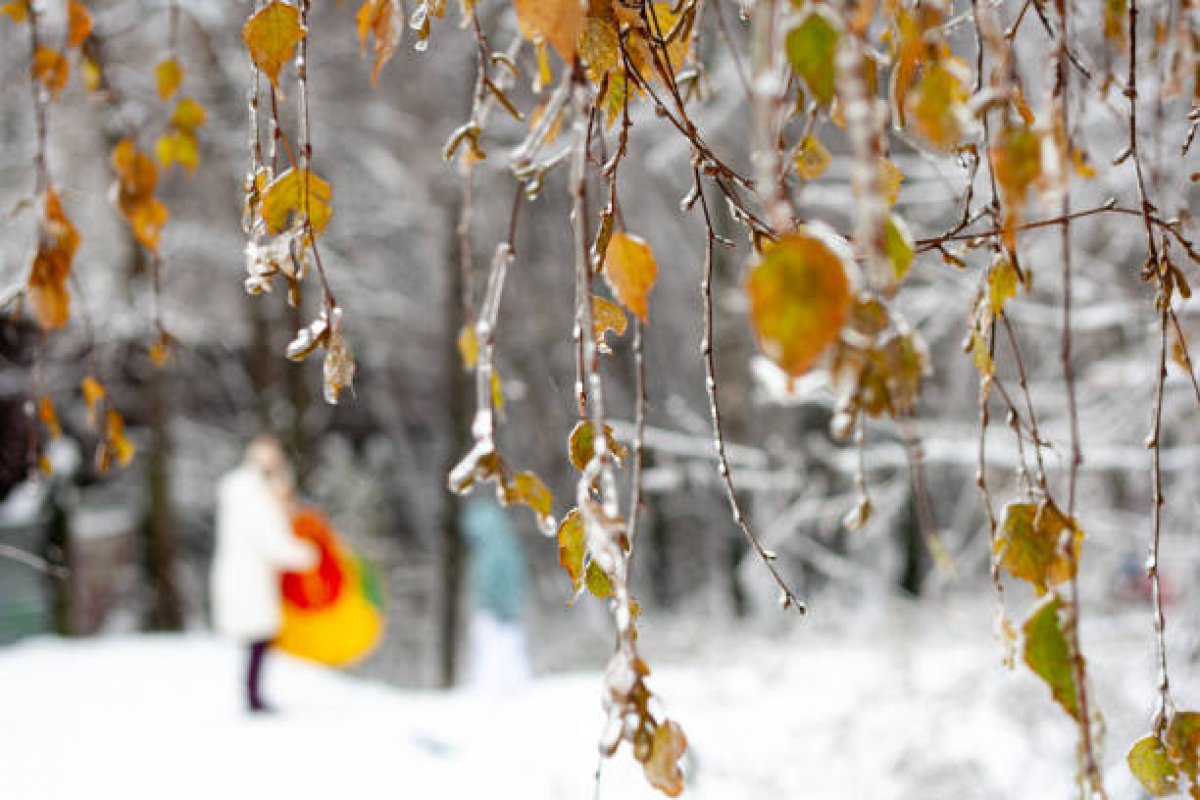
[143,361,184,630]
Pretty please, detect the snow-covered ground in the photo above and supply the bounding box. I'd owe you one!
[0,599,1189,799]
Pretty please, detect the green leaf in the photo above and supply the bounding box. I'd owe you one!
[1022,594,1079,719]
[1127,734,1180,796]
[1168,711,1200,779]
[585,560,612,600]
[785,8,840,106]
[568,421,629,472]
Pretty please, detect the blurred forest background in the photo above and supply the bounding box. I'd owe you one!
[1,0,1198,692]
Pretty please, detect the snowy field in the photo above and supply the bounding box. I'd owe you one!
[0,599,1190,799]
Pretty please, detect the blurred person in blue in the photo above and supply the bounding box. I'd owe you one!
[462,497,530,690]
[211,436,317,712]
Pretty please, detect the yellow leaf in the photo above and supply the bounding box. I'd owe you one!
[592,295,628,351]
[66,0,92,48]
[794,135,832,181]
[457,323,479,369]
[603,232,658,323]
[261,167,333,235]
[988,256,1018,314]
[155,131,199,172]
[746,226,853,377]
[568,420,628,472]
[907,56,970,150]
[504,471,554,534]
[579,17,618,81]
[996,500,1083,594]
[155,58,183,100]
[104,409,135,469]
[879,158,904,207]
[32,46,69,99]
[82,376,106,429]
[170,97,206,132]
[513,0,583,64]
[356,0,400,85]
[242,1,305,87]
[81,57,103,92]
[883,213,914,282]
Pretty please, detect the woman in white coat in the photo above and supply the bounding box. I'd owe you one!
[211,436,316,712]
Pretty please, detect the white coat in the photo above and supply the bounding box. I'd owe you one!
[210,464,317,641]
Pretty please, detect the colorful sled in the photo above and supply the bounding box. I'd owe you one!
[275,506,384,667]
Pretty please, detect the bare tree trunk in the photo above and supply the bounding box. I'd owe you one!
[143,361,184,630]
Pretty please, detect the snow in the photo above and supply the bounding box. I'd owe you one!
[0,601,1182,799]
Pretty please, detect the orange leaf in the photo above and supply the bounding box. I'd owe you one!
[0,0,29,23]
[66,0,92,47]
[242,1,305,86]
[81,375,106,428]
[642,720,688,797]
[603,232,658,323]
[27,191,79,331]
[155,58,184,100]
[513,0,583,63]
[112,140,169,250]
[32,46,68,99]
[38,396,61,440]
[355,0,400,85]
[746,226,853,377]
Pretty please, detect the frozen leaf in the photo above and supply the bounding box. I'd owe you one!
[323,329,355,404]
[879,158,904,207]
[1167,711,1200,779]
[592,295,628,352]
[356,0,401,85]
[1022,594,1079,719]
[457,323,479,369]
[1104,0,1128,45]
[33,46,68,99]
[568,420,628,471]
[513,0,584,63]
[81,376,105,429]
[604,233,658,323]
[1127,734,1180,796]
[996,500,1082,594]
[242,1,305,87]
[261,167,333,235]
[579,16,619,81]
[786,8,840,106]
[883,213,914,282]
[746,226,853,377]
[556,508,585,590]
[505,471,555,534]
[970,329,994,380]
[794,135,832,181]
[447,438,502,496]
[642,720,688,797]
[66,0,92,48]
[286,313,330,361]
[585,560,612,600]
[38,396,61,440]
[988,257,1019,314]
[155,58,183,100]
